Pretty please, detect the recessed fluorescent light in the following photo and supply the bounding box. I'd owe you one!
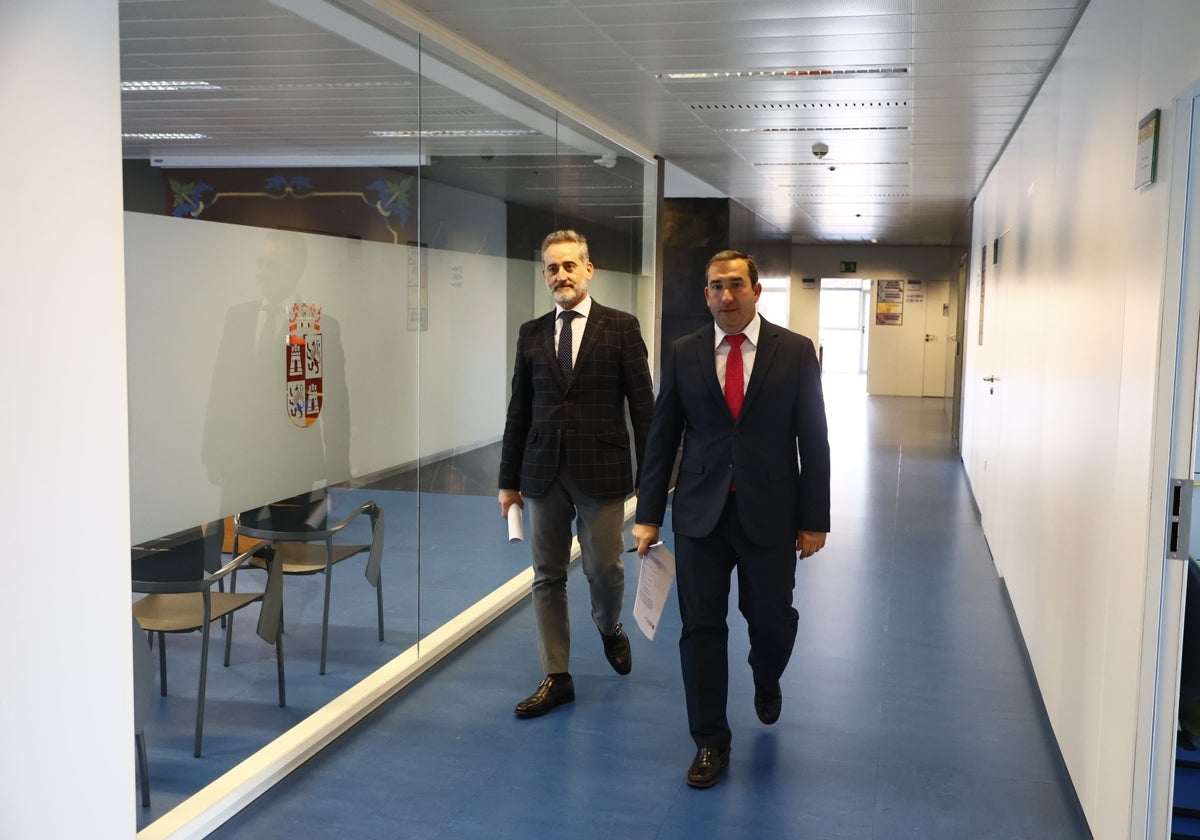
[273,80,413,90]
[527,185,636,192]
[785,191,910,197]
[658,68,908,80]
[149,153,429,167]
[369,129,540,138]
[121,80,221,92]
[462,164,593,172]
[122,132,209,140]
[722,126,909,133]
[755,161,910,167]
[692,102,910,110]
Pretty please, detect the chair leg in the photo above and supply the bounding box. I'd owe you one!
[194,622,211,757]
[157,632,167,696]
[376,569,384,642]
[320,567,333,676]
[135,732,150,807]
[276,631,286,707]
[223,610,234,667]
[224,571,237,666]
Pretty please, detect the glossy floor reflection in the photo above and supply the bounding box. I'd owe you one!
[205,376,1090,839]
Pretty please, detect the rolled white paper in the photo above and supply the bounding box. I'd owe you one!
[507,505,524,542]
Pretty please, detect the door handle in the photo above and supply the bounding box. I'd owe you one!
[982,375,998,382]
[925,334,936,342]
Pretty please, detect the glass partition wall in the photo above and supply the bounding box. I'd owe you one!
[120,1,657,831]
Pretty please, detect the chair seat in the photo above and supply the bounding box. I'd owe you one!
[249,542,371,575]
[133,591,263,633]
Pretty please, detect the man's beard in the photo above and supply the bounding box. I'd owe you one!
[551,283,583,306]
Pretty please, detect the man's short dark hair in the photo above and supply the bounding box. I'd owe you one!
[706,249,758,286]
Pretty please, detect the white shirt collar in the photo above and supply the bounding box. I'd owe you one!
[714,313,761,347]
[556,294,593,320]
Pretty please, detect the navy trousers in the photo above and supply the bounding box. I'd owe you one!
[674,493,799,751]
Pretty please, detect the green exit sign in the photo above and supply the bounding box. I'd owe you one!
[839,261,857,273]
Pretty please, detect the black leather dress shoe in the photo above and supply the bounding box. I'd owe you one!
[754,683,782,725]
[686,746,731,788]
[514,674,575,718]
[601,624,632,675]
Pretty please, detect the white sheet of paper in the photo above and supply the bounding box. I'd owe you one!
[632,543,675,640]
[507,505,524,542]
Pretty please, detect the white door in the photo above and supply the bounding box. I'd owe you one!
[964,238,1009,560]
[922,281,950,397]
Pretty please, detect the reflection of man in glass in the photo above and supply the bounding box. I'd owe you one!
[202,229,351,519]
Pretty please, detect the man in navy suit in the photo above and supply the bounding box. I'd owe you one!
[499,230,655,718]
[633,249,830,787]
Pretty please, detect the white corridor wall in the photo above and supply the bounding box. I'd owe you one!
[0,1,134,837]
[961,0,1200,836]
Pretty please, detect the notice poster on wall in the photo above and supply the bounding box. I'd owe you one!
[905,279,924,303]
[876,279,904,325]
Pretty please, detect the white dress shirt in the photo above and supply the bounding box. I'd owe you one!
[714,313,761,397]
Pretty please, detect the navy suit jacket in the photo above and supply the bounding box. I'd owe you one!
[499,299,655,500]
[636,317,830,546]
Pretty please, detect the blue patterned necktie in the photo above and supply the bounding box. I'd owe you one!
[558,310,580,382]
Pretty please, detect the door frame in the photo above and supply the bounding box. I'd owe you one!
[1135,81,1200,838]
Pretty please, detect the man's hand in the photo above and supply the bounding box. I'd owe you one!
[631,522,660,557]
[498,488,524,518]
[797,530,827,559]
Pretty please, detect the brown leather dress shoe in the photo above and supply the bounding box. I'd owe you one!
[754,683,782,725]
[601,624,632,675]
[686,746,731,788]
[514,674,575,718]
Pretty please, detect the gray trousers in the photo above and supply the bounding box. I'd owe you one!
[524,469,626,674]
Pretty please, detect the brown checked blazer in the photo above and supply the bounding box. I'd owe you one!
[499,299,655,500]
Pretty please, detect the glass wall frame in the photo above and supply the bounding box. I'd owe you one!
[119,1,658,833]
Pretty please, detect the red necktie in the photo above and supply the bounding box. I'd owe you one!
[724,333,746,419]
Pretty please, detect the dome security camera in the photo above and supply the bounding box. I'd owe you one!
[811,142,829,160]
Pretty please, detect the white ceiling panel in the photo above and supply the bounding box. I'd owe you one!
[118,0,1090,244]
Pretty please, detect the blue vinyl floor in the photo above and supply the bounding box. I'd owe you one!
[192,377,1091,839]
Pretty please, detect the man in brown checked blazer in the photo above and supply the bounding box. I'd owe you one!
[499,230,655,718]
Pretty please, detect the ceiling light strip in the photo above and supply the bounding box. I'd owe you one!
[755,161,911,167]
[369,128,538,138]
[660,68,908,80]
[692,102,910,110]
[121,80,221,92]
[722,126,909,133]
[122,132,209,140]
